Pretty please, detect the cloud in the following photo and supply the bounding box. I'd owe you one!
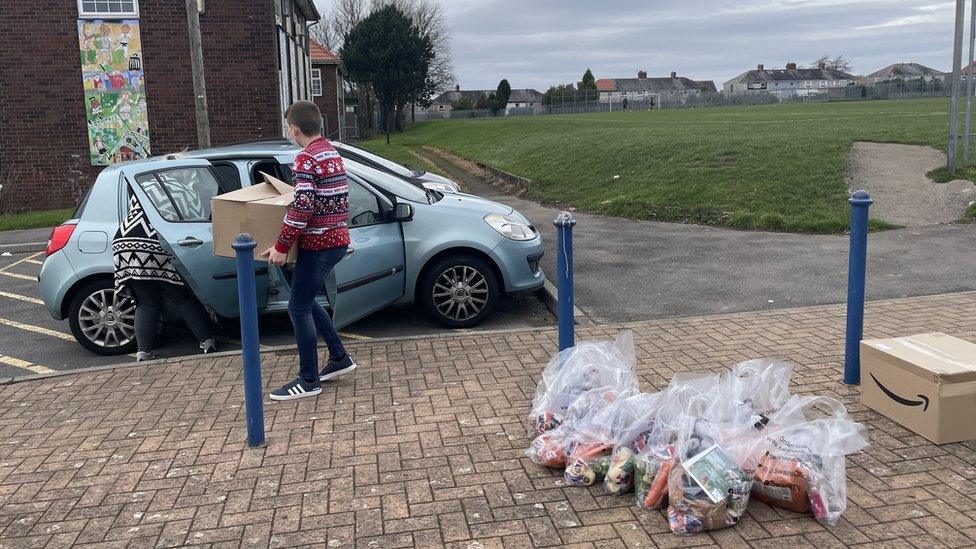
[315,0,958,90]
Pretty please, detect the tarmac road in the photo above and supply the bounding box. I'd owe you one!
[0,249,553,380]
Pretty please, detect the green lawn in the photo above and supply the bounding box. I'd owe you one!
[0,208,73,232]
[361,99,956,233]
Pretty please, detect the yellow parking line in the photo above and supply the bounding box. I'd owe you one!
[0,317,74,341]
[339,332,372,341]
[0,355,55,375]
[0,271,36,281]
[0,291,44,305]
[0,252,43,273]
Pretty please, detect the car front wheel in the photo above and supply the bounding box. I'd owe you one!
[420,254,499,328]
[68,280,138,356]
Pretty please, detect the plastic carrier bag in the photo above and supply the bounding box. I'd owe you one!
[723,359,794,422]
[564,392,663,487]
[526,386,630,469]
[633,374,719,509]
[665,383,765,535]
[603,392,666,495]
[752,395,868,526]
[527,331,638,437]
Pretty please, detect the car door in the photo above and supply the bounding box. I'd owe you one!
[331,175,406,327]
[121,161,269,318]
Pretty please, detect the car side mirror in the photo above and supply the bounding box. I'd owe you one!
[393,202,413,222]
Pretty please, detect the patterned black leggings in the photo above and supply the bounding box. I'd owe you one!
[128,280,212,353]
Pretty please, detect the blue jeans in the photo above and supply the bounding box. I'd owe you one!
[289,246,348,382]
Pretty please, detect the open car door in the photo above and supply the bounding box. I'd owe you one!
[121,160,269,318]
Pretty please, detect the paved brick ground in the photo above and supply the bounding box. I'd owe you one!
[3,293,976,548]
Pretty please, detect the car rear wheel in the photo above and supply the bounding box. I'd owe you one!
[420,254,499,328]
[68,280,138,356]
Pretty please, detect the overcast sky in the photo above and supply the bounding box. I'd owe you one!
[316,0,960,90]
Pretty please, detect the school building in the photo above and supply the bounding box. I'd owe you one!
[0,0,342,213]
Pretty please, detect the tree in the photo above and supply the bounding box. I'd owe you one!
[578,68,597,101]
[474,93,492,111]
[451,95,473,111]
[493,79,511,114]
[810,55,853,73]
[542,83,574,106]
[342,5,434,143]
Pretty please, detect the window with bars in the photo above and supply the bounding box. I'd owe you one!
[78,0,138,17]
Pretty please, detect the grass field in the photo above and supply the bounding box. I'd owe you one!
[0,208,73,232]
[362,99,956,233]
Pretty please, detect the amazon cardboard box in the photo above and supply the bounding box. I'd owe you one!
[211,173,296,261]
[861,332,976,444]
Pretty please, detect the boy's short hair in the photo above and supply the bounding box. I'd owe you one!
[284,100,322,137]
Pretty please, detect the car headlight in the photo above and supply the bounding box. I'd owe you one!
[422,181,458,193]
[484,213,536,241]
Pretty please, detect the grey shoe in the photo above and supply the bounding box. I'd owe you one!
[200,338,216,354]
[136,351,157,362]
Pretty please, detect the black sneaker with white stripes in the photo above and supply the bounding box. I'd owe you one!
[319,354,357,382]
[269,377,322,401]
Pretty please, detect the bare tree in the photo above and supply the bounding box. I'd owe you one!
[810,55,854,73]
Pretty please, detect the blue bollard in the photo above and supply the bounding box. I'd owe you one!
[844,191,873,385]
[554,211,576,351]
[232,233,266,447]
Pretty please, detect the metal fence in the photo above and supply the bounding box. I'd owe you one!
[407,80,953,123]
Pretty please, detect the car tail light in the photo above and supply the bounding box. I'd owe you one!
[45,222,77,256]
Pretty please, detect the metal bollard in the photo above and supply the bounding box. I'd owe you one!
[554,211,576,351]
[844,191,873,385]
[232,233,266,447]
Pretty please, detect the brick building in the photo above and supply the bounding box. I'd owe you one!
[0,0,320,213]
[309,40,344,141]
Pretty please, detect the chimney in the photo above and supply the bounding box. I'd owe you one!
[671,71,677,79]
[786,62,797,70]
[638,70,647,79]
[757,64,764,71]
[818,62,826,70]
[455,84,460,92]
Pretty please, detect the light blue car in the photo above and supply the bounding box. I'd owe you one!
[38,141,545,355]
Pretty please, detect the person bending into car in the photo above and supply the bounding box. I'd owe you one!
[112,194,216,361]
[263,100,357,401]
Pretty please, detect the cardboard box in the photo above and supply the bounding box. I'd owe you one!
[211,173,296,261]
[861,332,976,444]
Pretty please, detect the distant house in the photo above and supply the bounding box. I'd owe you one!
[429,86,544,114]
[596,71,716,105]
[724,62,856,96]
[865,63,945,85]
[308,40,344,140]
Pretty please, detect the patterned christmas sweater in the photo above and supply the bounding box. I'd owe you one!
[274,137,351,253]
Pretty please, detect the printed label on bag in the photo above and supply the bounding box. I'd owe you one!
[552,392,575,414]
[753,480,793,502]
[681,444,738,504]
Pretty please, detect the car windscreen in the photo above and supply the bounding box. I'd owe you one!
[337,142,419,177]
[344,160,430,204]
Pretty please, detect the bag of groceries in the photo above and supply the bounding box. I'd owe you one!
[752,395,868,526]
[527,331,639,437]
[665,383,765,535]
[526,386,630,469]
[723,359,794,423]
[564,391,662,488]
[603,392,666,495]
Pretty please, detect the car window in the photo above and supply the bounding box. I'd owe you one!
[345,161,429,204]
[211,162,242,192]
[135,167,220,222]
[337,143,414,178]
[347,179,382,227]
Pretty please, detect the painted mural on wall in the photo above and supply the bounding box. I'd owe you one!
[78,19,150,166]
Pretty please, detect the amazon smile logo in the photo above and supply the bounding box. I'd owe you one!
[871,373,929,412]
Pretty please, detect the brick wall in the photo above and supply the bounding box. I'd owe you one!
[0,0,283,214]
[312,63,341,140]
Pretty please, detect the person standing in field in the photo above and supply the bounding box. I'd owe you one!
[262,100,357,401]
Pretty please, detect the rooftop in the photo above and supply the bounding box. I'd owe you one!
[309,40,340,64]
[726,63,856,84]
[867,63,945,79]
[596,75,717,93]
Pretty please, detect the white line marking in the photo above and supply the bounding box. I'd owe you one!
[0,271,36,281]
[0,317,74,341]
[24,259,43,265]
[0,355,55,375]
[0,291,44,305]
[0,252,43,273]
[339,332,372,341]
